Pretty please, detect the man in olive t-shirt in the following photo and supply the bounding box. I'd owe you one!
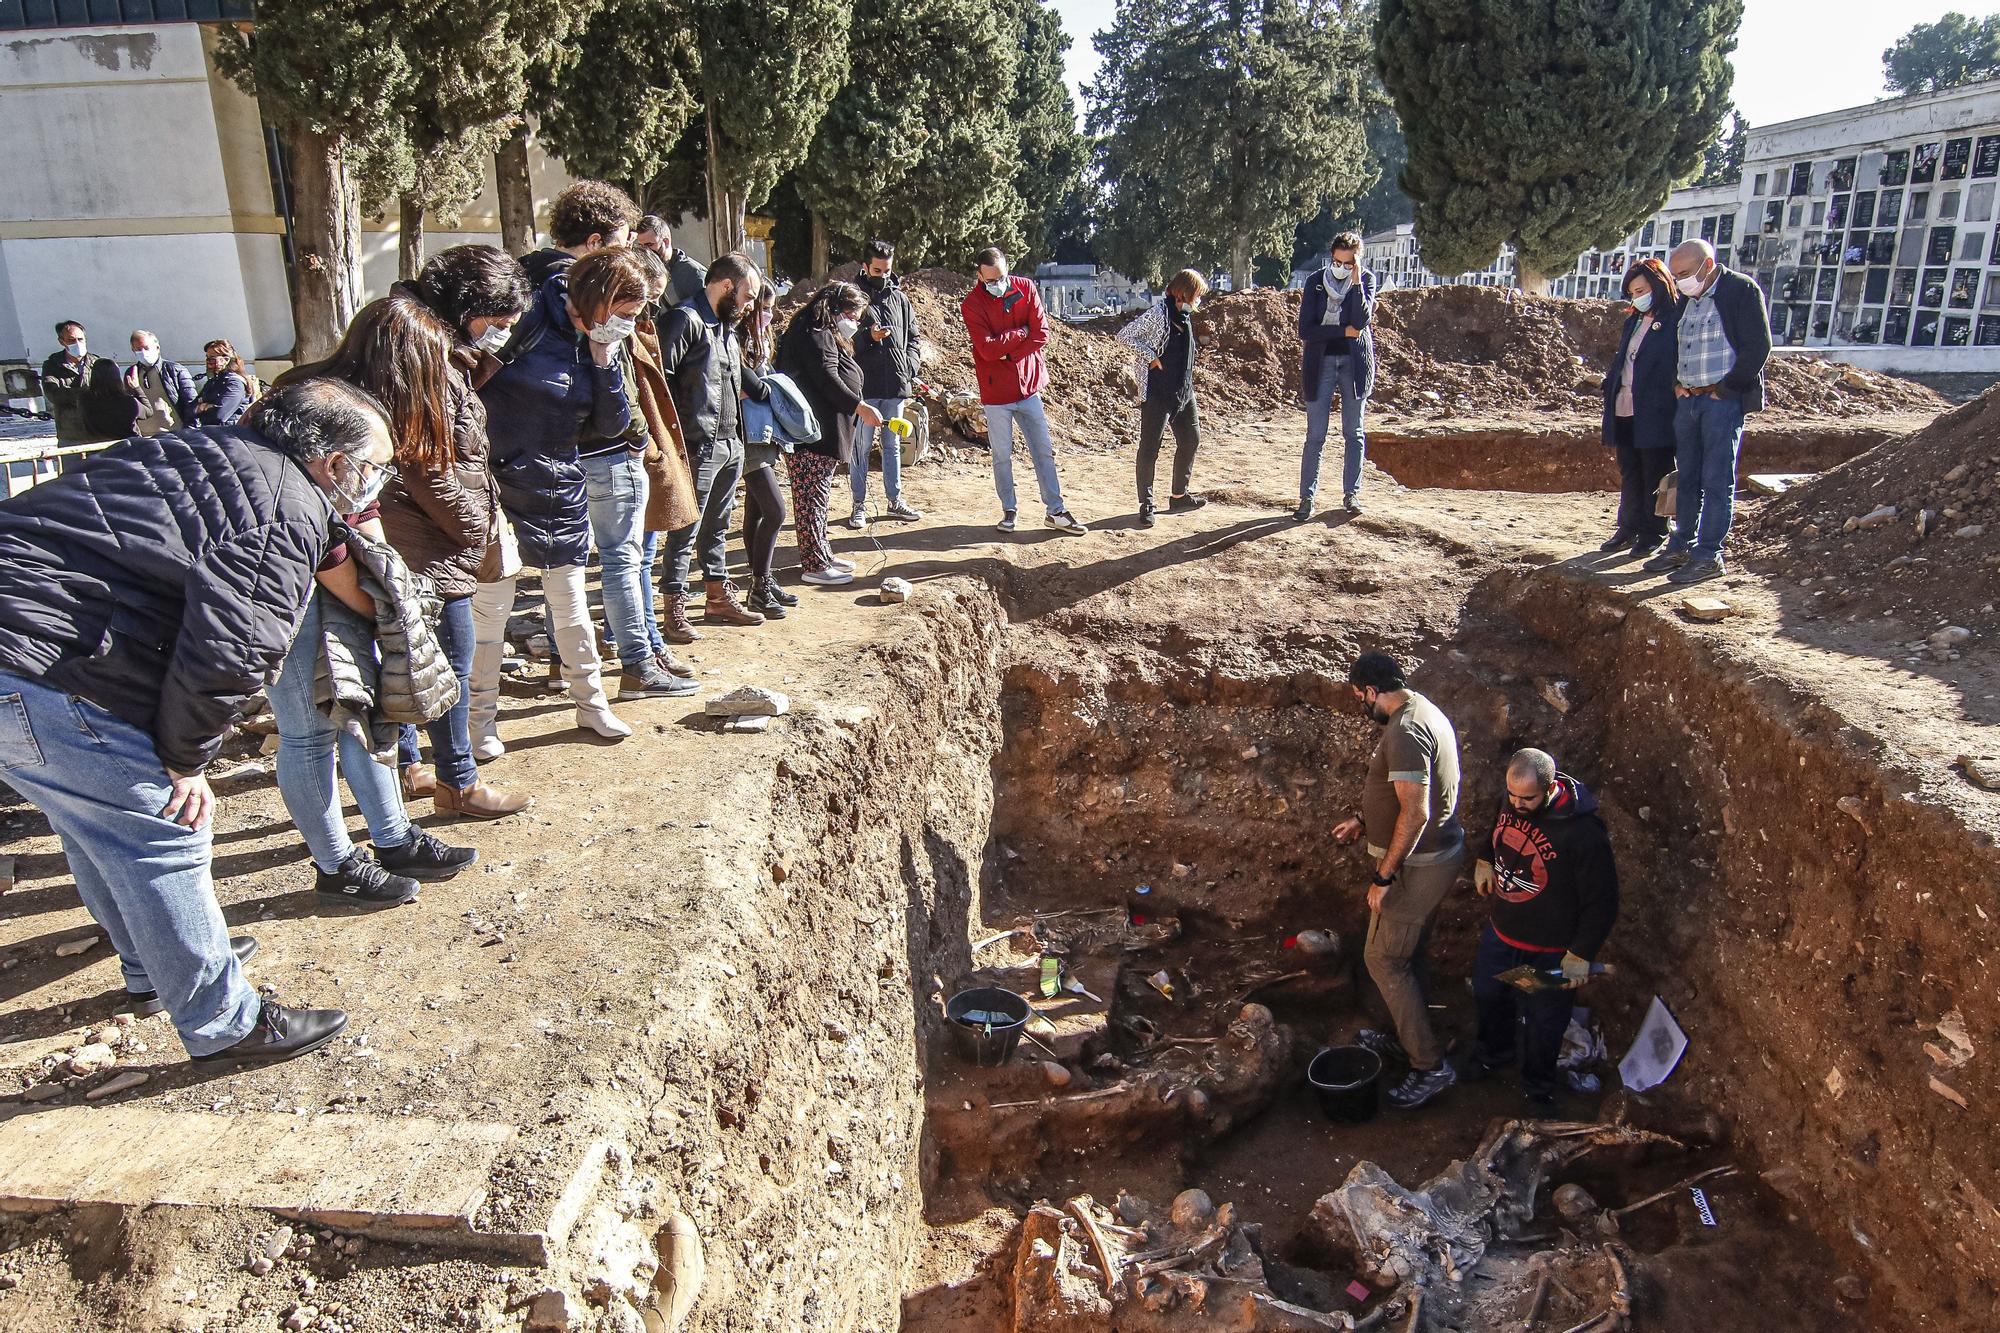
[1332,649,1465,1110]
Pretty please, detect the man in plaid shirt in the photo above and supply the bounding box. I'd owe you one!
[1644,238,1772,585]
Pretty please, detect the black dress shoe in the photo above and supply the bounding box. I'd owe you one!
[316,851,421,907]
[1168,492,1208,512]
[1598,529,1635,553]
[126,935,260,1017]
[192,1001,348,1065]
[375,829,477,882]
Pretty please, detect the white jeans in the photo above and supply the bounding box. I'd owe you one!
[469,565,612,747]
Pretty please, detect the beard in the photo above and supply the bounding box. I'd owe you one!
[717,290,743,327]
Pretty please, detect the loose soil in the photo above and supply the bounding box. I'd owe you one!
[1,401,1995,1333]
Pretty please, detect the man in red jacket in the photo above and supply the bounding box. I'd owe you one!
[959,247,1087,535]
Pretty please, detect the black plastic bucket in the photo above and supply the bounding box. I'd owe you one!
[1308,1045,1383,1124]
[946,987,1032,1066]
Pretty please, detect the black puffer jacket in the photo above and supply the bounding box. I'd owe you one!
[854,272,919,399]
[659,292,764,463]
[777,315,864,463]
[480,271,631,568]
[0,425,332,773]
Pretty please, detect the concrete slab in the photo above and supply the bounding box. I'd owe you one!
[1745,472,1815,495]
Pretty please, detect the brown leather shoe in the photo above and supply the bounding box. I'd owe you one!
[436,781,532,820]
[703,580,764,627]
[662,592,701,644]
[654,649,695,679]
[401,763,436,799]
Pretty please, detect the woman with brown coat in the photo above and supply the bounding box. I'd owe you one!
[631,259,702,661]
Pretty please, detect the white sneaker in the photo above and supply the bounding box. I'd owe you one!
[829,556,856,573]
[886,501,923,521]
[575,702,633,739]
[473,731,505,761]
[996,510,1018,532]
[1046,511,1088,536]
[844,509,868,530]
[802,566,855,586]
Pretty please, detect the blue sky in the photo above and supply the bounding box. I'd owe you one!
[1048,1,1989,129]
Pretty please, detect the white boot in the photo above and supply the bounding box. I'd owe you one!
[468,575,516,760]
[546,564,628,740]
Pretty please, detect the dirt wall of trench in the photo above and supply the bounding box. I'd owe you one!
[1480,567,2000,1332]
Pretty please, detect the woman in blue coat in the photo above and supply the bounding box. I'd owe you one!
[473,246,647,742]
[1599,258,1679,557]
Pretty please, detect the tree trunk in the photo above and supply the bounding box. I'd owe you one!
[704,104,728,261]
[495,126,536,255]
[1515,259,1549,295]
[809,209,830,279]
[398,195,425,281]
[285,123,362,363]
[1229,233,1253,293]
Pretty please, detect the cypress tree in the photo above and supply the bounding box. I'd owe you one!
[531,0,701,201]
[1376,0,1743,288]
[1010,0,1088,262]
[1090,0,1373,290]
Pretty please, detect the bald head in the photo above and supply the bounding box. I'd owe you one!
[1670,238,1716,295]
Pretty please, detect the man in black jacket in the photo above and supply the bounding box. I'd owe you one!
[657,253,769,633]
[0,379,392,1067]
[40,319,136,447]
[636,214,707,314]
[1462,748,1620,1108]
[1644,238,1773,585]
[847,238,925,528]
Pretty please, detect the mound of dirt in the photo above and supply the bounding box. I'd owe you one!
[1743,384,2000,638]
[793,273,1945,449]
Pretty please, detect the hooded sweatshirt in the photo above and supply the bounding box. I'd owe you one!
[1477,773,1619,960]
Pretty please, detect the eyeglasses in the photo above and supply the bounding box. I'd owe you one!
[345,454,401,486]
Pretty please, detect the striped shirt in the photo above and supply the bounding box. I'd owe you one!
[1677,280,1735,387]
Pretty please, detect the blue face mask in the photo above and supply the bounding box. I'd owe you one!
[1631,290,1654,313]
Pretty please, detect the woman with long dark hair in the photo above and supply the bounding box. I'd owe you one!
[470,245,647,747]
[777,282,881,588]
[1599,257,1680,557]
[739,285,793,616]
[266,297,481,907]
[380,245,535,817]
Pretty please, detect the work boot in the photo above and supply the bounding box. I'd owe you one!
[662,592,702,644]
[401,762,435,799]
[315,850,420,909]
[654,648,696,678]
[127,936,260,1017]
[1385,1063,1456,1110]
[760,580,799,607]
[436,780,532,820]
[703,580,765,626]
[192,1001,348,1065]
[375,828,478,882]
[749,578,790,618]
[620,659,700,698]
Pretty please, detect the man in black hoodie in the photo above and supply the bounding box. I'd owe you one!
[1463,747,1619,1107]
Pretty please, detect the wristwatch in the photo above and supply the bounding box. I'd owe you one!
[1371,871,1397,887]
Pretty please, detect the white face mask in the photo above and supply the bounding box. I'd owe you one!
[64,340,86,359]
[588,313,636,345]
[136,346,161,366]
[1328,263,1352,281]
[1676,271,1706,297]
[328,454,388,514]
[1630,291,1654,313]
[473,323,512,354]
[834,316,859,339]
[983,277,1009,298]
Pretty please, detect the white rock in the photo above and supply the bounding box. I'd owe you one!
[1852,504,1898,529]
[67,1043,116,1075]
[264,1225,295,1260]
[880,576,913,604]
[704,685,790,718]
[1955,524,1987,538]
[53,935,101,957]
[85,1071,149,1101]
[1930,626,1973,650]
[724,714,771,734]
[248,1257,274,1277]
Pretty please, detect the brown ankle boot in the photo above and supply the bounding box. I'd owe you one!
[703,580,764,627]
[654,649,696,679]
[663,592,701,644]
[436,781,532,820]
[401,762,436,799]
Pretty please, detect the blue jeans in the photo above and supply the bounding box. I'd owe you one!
[850,396,907,510]
[984,395,1066,517]
[0,668,259,1055]
[1670,394,1746,562]
[583,451,652,669]
[638,532,664,653]
[1471,923,1577,1097]
[269,594,412,872]
[396,594,476,789]
[1300,354,1366,506]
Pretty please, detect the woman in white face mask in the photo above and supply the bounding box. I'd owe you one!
[777,282,878,587]
[473,246,651,748]
[1598,258,1680,559]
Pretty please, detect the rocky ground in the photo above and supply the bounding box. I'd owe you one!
[0,398,1994,1333]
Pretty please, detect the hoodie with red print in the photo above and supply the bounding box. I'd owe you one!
[1476,773,1619,961]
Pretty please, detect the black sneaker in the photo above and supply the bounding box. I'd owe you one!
[1168,492,1208,513]
[192,1001,348,1065]
[1138,504,1157,528]
[375,830,477,882]
[127,935,260,1017]
[1355,1027,1410,1065]
[1342,493,1363,515]
[1293,501,1313,523]
[1385,1063,1456,1110]
[1641,545,1688,573]
[316,850,421,907]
